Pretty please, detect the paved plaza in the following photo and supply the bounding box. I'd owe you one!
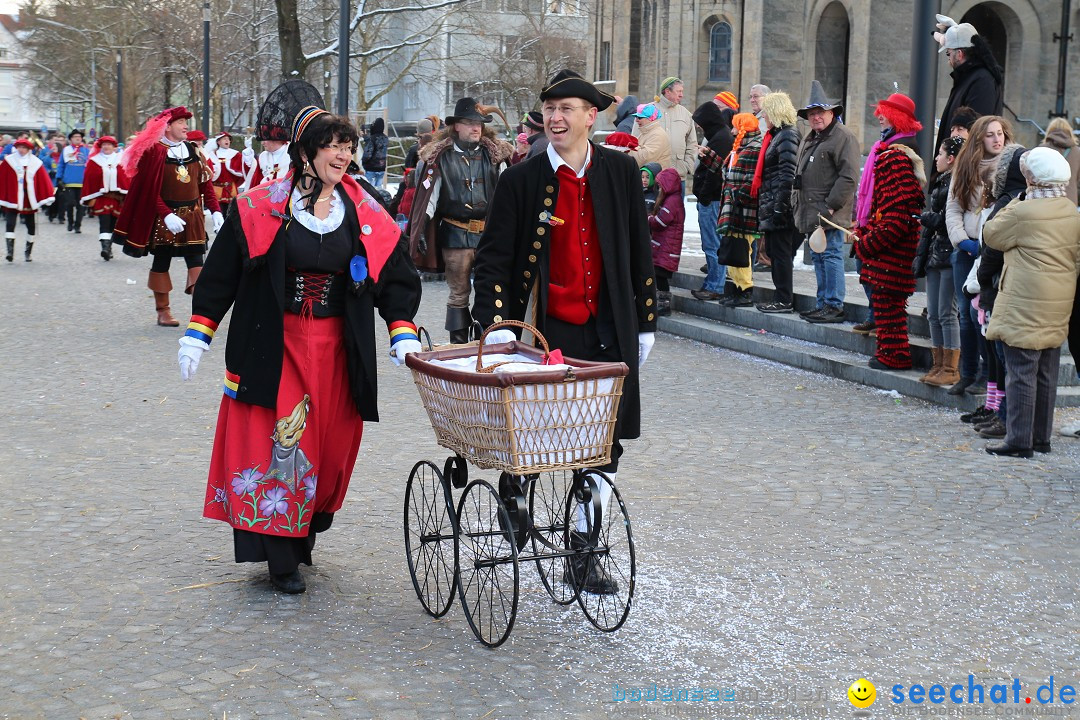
[1,222,1078,719]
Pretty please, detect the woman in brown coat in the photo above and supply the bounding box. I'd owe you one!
[982,147,1080,458]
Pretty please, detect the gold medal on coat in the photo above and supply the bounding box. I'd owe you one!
[176,163,191,183]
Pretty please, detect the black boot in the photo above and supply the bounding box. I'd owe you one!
[100,236,113,261]
[947,376,974,396]
[269,569,306,594]
[656,290,671,316]
[445,305,472,345]
[718,281,738,307]
[4,236,12,262]
[23,241,32,262]
[731,287,754,307]
[562,530,618,595]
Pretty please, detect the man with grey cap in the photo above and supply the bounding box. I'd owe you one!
[634,76,697,186]
[933,16,1004,154]
[522,110,550,159]
[790,80,860,324]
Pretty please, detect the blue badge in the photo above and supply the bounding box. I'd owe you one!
[350,255,369,283]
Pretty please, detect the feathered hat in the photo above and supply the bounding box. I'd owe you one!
[121,106,192,176]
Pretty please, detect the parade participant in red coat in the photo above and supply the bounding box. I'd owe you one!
[244,140,290,190]
[207,132,246,211]
[472,69,657,595]
[179,80,422,594]
[114,106,224,326]
[80,136,129,261]
[1,138,55,262]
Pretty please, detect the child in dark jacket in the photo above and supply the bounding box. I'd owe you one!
[647,167,685,316]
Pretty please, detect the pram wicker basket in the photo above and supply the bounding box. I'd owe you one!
[404,321,627,474]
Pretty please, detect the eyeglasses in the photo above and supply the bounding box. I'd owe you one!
[321,142,355,154]
[541,104,591,117]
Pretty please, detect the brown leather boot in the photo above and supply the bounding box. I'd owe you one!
[185,266,202,295]
[148,271,179,327]
[927,348,961,387]
[918,347,942,384]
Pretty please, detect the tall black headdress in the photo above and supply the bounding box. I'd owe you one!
[255,80,327,141]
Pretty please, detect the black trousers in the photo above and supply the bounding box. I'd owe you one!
[234,512,335,574]
[62,187,84,229]
[653,266,672,292]
[98,214,117,236]
[542,314,623,473]
[4,209,35,236]
[150,252,204,272]
[766,227,801,305]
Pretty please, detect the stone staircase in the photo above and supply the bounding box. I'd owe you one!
[660,268,1080,409]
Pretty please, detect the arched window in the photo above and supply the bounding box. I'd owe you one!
[709,21,732,83]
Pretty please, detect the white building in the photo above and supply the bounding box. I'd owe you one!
[0,14,53,133]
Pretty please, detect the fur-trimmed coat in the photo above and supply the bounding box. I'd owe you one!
[854,142,926,295]
[407,128,514,272]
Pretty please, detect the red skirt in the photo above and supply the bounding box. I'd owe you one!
[203,313,364,537]
[89,191,124,217]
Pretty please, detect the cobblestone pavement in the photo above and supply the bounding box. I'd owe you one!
[2,221,1078,720]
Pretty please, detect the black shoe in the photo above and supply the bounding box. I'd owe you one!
[1033,443,1052,454]
[699,264,707,274]
[799,306,824,318]
[74,228,82,234]
[806,306,845,323]
[756,301,793,314]
[978,419,1007,439]
[852,320,877,335]
[269,570,306,594]
[947,377,975,396]
[691,288,722,301]
[563,531,618,595]
[960,405,993,423]
[868,357,895,370]
[965,379,988,395]
[985,443,1034,459]
[752,262,771,272]
[731,289,754,307]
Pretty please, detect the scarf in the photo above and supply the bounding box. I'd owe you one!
[1027,185,1067,200]
[750,127,775,199]
[855,130,917,227]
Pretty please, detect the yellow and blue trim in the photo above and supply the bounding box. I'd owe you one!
[186,314,219,344]
[223,370,240,399]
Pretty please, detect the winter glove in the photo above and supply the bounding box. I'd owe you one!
[244,135,254,151]
[638,332,655,367]
[211,211,225,233]
[958,238,979,256]
[163,212,187,235]
[390,338,422,366]
[178,335,209,381]
[483,329,517,345]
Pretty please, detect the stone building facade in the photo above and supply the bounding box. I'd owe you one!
[589,0,1077,151]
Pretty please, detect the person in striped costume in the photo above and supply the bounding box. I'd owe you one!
[853,93,927,370]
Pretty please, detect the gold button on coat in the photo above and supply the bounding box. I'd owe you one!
[495,299,503,308]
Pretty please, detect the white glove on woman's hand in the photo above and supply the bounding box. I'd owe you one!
[163,212,186,235]
[638,332,655,367]
[212,211,225,233]
[244,135,254,150]
[178,336,209,381]
[483,329,517,345]
[390,339,423,366]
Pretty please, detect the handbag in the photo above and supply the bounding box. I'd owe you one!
[716,234,751,268]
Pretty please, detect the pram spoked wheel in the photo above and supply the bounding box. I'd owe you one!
[455,478,520,648]
[403,460,457,618]
[529,469,581,605]
[566,470,636,632]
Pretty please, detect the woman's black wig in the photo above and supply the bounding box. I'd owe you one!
[288,113,359,212]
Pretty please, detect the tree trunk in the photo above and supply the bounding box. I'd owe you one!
[275,0,307,80]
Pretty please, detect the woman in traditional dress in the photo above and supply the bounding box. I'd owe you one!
[0,138,54,262]
[178,82,423,594]
[80,136,129,261]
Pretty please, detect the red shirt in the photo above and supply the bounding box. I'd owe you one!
[547,164,602,324]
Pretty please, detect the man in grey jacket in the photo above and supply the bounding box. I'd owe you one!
[791,81,861,323]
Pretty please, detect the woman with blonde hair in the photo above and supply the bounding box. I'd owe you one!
[945,114,1012,395]
[754,91,802,313]
[1040,116,1080,205]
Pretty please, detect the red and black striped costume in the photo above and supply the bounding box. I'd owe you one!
[855,144,925,369]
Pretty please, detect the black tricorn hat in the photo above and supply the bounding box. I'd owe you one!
[539,69,615,111]
[445,98,492,125]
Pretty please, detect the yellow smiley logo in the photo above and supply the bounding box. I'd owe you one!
[848,678,876,709]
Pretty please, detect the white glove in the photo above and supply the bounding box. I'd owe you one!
[203,208,212,219]
[163,212,186,235]
[178,336,209,381]
[638,332,655,368]
[244,135,254,151]
[483,329,517,345]
[212,211,225,233]
[390,338,423,366]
